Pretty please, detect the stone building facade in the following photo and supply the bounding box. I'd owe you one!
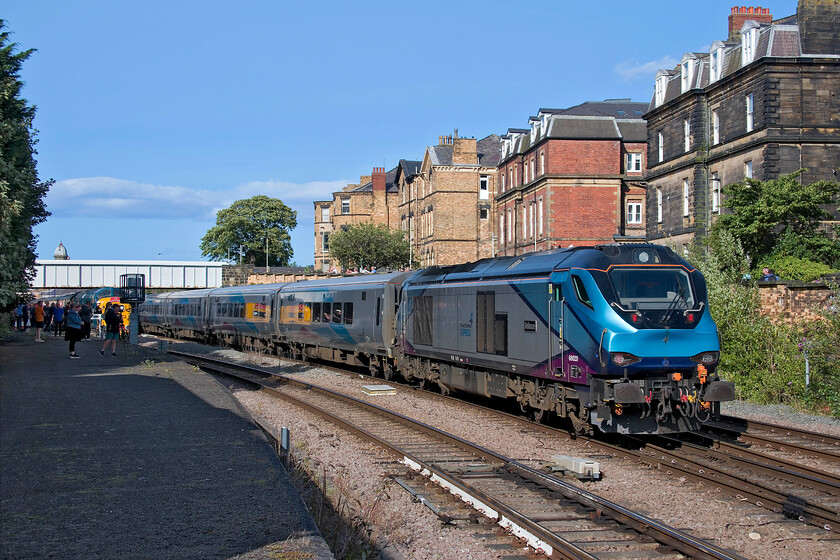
[496,100,648,257]
[645,1,840,253]
[313,167,399,272]
[398,132,501,266]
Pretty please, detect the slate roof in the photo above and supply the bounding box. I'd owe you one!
[399,159,422,176]
[476,134,502,167]
[546,115,622,140]
[499,100,649,162]
[548,99,648,119]
[616,120,647,143]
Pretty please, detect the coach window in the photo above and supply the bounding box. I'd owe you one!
[333,304,342,323]
[572,275,593,309]
[375,297,382,327]
[322,302,331,322]
[344,303,353,324]
[313,302,321,322]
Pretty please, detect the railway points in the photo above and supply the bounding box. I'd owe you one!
[0,332,332,560]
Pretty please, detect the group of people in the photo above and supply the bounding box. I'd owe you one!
[14,301,80,339]
[15,300,124,359]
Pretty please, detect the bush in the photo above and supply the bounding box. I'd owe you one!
[688,232,840,416]
[757,254,834,283]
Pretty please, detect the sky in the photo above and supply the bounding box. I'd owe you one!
[5,0,797,266]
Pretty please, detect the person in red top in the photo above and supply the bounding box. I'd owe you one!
[32,301,46,343]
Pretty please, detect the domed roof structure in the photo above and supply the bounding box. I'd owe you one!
[53,242,69,260]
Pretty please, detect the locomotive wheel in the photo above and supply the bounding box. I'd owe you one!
[383,364,395,381]
[531,407,551,424]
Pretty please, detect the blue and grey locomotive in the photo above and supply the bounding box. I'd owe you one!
[397,244,733,434]
[138,244,734,434]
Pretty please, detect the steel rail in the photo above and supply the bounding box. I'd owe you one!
[708,416,840,466]
[170,350,746,560]
[635,440,839,532]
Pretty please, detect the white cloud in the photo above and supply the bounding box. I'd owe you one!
[45,177,347,222]
[614,55,679,82]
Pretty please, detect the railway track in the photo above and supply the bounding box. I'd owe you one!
[703,416,840,467]
[636,433,840,533]
[170,350,746,560]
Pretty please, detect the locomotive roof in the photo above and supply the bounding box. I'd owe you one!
[406,244,689,285]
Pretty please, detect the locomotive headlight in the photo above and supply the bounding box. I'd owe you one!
[690,351,719,366]
[611,352,641,367]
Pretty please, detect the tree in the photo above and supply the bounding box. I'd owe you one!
[0,21,52,311]
[712,170,840,267]
[328,223,410,270]
[200,195,296,266]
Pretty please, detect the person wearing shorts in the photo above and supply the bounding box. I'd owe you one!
[33,301,46,342]
[99,303,120,357]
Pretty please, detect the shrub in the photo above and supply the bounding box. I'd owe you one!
[757,254,834,283]
[688,232,839,416]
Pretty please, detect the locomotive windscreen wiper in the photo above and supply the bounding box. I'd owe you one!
[660,289,685,324]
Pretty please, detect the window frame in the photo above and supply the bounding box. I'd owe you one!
[746,93,754,132]
[627,202,643,225]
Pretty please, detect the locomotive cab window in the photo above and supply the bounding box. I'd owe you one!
[571,275,593,309]
[609,268,695,310]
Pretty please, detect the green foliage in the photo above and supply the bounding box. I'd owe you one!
[0,21,52,310]
[757,254,834,283]
[327,223,410,270]
[200,195,297,266]
[689,231,840,416]
[713,169,840,267]
[797,306,840,416]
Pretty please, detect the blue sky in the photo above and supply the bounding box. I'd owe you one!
[6,0,796,265]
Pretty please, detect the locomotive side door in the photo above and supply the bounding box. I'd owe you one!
[548,282,564,378]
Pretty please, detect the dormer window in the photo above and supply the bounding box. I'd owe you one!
[655,71,669,106]
[680,57,695,93]
[709,41,725,82]
[540,112,550,132]
[741,23,759,65]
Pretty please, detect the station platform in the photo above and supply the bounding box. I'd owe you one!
[0,331,333,560]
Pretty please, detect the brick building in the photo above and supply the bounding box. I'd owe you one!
[313,166,399,271]
[496,100,648,257]
[645,1,840,252]
[398,132,501,266]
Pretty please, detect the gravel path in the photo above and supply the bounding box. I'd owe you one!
[144,337,840,560]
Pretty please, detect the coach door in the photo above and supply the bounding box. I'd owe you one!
[548,282,565,378]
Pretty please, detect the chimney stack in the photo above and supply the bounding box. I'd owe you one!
[372,167,386,192]
[728,6,773,39]
[452,136,477,165]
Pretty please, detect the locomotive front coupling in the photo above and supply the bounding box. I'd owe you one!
[592,365,735,422]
